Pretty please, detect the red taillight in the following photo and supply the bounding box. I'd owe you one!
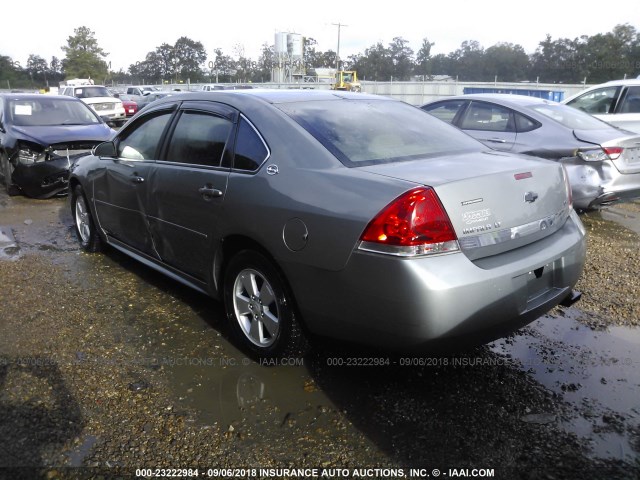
[359,187,459,256]
[603,147,623,160]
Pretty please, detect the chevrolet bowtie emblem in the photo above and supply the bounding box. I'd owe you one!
[524,191,539,203]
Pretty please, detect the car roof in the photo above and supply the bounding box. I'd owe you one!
[424,93,556,108]
[154,89,386,106]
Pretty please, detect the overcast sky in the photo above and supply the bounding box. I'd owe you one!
[3,0,638,73]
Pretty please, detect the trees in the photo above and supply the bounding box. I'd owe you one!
[61,26,109,80]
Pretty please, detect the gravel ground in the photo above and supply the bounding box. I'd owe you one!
[0,193,639,480]
[572,200,640,329]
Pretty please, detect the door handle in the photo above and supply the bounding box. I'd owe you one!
[198,186,223,199]
[485,138,507,143]
[131,176,145,183]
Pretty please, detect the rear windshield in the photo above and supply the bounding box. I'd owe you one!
[276,99,481,166]
[530,103,611,130]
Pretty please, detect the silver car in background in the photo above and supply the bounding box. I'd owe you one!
[69,90,586,359]
[422,94,640,210]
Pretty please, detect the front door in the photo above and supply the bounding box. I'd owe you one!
[145,102,236,281]
[93,109,174,256]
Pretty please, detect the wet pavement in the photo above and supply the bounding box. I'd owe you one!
[1,192,639,479]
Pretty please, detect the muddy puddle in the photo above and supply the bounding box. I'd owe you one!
[491,309,640,461]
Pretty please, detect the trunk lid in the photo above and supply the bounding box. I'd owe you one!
[573,129,640,174]
[359,151,571,260]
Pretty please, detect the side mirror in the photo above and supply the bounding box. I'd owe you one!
[93,141,117,158]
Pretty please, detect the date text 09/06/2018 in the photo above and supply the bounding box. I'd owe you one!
[134,467,496,478]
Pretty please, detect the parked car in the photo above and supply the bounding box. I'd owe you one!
[0,93,115,198]
[117,94,138,117]
[421,94,640,210]
[199,84,255,92]
[60,84,126,127]
[69,90,586,358]
[126,85,161,97]
[562,79,640,133]
[136,92,175,111]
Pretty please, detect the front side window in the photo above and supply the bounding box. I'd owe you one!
[459,102,514,132]
[165,111,232,167]
[422,100,467,124]
[117,112,172,160]
[566,86,620,114]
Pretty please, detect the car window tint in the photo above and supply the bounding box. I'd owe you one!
[566,86,620,114]
[166,111,232,167]
[460,102,515,132]
[531,103,609,130]
[117,112,172,160]
[232,116,269,171]
[422,100,466,124]
[515,113,540,133]
[278,99,480,166]
[619,86,640,113]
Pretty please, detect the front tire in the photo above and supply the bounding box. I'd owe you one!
[71,184,102,252]
[223,250,308,360]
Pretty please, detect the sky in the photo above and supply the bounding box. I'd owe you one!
[2,0,638,73]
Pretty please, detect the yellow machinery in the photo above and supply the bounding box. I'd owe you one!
[332,71,361,92]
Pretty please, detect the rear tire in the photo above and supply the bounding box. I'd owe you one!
[1,152,20,196]
[223,250,308,360]
[71,184,102,252]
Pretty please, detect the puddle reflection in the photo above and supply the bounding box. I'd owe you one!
[491,309,640,461]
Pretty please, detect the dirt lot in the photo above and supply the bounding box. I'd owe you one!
[1,192,639,480]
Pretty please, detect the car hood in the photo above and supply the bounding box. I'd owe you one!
[359,151,572,260]
[11,124,114,146]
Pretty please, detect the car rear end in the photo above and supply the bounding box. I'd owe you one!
[572,134,640,208]
[272,94,586,350]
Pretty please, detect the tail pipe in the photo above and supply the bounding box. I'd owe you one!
[560,289,582,307]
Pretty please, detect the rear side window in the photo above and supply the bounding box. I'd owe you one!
[460,102,514,132]
[166,111,232,167]
[422,100,466,124]
[232,116,269,171]
[515,113,540,133]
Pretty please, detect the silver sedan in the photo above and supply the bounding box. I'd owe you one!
[422,93,640,210]
[69,90,586,358]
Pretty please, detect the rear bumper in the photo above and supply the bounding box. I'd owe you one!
[567,161,640,209]
[287,210,587,351]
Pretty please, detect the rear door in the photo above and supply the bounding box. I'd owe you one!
[145,101,236,281]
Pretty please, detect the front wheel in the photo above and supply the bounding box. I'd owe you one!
[223,250,308,360]
[71,184,102,252]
